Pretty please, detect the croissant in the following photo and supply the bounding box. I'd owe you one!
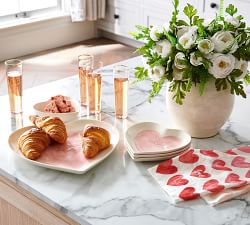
[18,128,50,160]
[81,125,110,158]
[29,115,67,144]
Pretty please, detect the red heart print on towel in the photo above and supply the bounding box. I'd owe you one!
[200,150,219,158]
[231,156,250,168]
[225,173,247,186]
[237,146,250,154]
[225,149,237,155]
[179,187,200,200]
[190,165,211,178]
[179,149,199,164]
[203,179,225,193]
[212,159,232,171]
[156,159,177,174]
[246,170,250,178]
[167,175,189,186]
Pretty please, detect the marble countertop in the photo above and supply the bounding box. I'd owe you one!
[0,57,250,225]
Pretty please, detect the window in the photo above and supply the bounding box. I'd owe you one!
[0,0,65,25]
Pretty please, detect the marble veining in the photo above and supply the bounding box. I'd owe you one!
[0,57,250,225]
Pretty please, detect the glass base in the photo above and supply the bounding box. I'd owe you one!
[115,114,127,119]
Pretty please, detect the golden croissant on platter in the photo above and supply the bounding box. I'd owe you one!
[81,125,110,158]
[18,128,50,160]
[29,115,67,144]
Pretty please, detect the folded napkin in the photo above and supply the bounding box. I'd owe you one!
[203,146,250,206]
[148,148,250,204]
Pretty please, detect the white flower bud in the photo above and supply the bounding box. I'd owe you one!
[225,15,240,27]
[148,65,165,82]
[190,52,203,66]
[198,39,214,54]
[234,58,248,80]
[177,26,197,49]
[172,66,184,80]
[152,40,172,58]
[174,52,187,70]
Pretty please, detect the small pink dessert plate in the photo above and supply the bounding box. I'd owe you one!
[125,122,191,161]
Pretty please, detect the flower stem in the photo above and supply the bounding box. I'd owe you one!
[219,0,224,18]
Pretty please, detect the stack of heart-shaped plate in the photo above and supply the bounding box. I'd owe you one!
[125,122,191,162]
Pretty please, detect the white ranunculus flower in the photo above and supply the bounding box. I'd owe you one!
[198,39,214,54]
[152,40,172,58]
[172,66,184,80]
[150,25,164,42]
[190,52,203,66]
[208,53,235,78]
[148,65,165,82]
[178,26,197,49]
[211,31,238,53]
[225,15,240,27]
[174,52,187,69]
[234,58,248,79]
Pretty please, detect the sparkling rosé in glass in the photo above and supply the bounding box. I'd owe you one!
[87,73,102,115]
[114,77,128,119]
[79,67,89,106]
[78,54,93,106]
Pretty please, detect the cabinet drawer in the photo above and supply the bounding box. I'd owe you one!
[98,3,141,37]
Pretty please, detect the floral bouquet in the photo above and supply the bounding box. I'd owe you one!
[131,0,250,104]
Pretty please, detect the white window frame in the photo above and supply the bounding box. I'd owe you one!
[0,0,68,27]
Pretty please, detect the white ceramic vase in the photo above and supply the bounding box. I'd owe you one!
[166,79,235,138]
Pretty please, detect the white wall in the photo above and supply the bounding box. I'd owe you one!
[0,16,96,61]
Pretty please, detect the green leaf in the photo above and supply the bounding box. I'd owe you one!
[215,78,228,91]
[236,15,244,21]
[134,67,148,79]
[169,0,179,32]
[130,25,150,41]
[199,72,208,95]
[176,20,189,26]
[186,79,193,92]
[173,81,186,105]
[148,77,166,102]
[230,69,243,78]
[233,43,250,61]
[226,77,246,98]
[183,3,197,24]
[165,32,177,45]
[225,4,238,16]
[244,73,250,85]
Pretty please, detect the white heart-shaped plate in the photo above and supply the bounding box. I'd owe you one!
[8,119,119,174]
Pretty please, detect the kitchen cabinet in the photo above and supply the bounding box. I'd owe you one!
[98,0,250,45]
[204,0,250,24]
[0,176,79,225]
[98,0,201,39]
[97,0,142,38]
